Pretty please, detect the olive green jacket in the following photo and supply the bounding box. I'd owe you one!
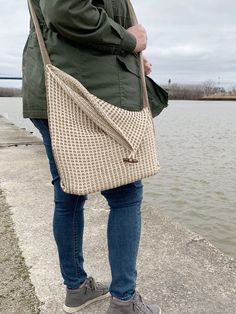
[22,0,168,119]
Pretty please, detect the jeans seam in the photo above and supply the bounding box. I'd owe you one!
[73,196,81,279]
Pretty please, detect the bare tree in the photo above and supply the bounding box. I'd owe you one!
[202,80,216,96]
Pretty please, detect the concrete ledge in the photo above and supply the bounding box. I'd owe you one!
[0,116,235,313]
[0,115,42,147]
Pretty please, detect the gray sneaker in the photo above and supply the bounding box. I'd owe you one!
[106,291,161,314]
[63,276,110,313]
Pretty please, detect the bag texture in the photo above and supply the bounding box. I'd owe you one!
[28,0,161,195]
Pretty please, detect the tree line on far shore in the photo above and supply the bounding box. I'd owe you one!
[0,81,236,100]
[164,81,236,100]
[0,87,22,97]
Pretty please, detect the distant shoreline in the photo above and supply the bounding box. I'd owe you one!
[1,82,236,101]
[1,86,236,102]
[0,87,22,97]
[0,96,22,98]
[0,96,236,101]
[200,96,236,101]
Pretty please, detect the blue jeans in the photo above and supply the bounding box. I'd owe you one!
[30,118,143,301]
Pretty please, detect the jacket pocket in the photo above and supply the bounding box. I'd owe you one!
[116,54,143,110]
[116,54,141,77]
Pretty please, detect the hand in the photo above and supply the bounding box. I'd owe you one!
[143,55,152,75]
[127,24,148,53]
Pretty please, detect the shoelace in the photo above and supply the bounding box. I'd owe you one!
[84,277,105,292]
[132,292,152,313]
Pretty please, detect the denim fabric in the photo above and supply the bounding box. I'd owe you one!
[30,118,143,301]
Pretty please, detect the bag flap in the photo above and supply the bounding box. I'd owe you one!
[46,64,150,154]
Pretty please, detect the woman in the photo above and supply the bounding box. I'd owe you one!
[22,1,162,313]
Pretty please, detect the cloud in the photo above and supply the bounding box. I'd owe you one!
[150,45,211,58]
[0,1,29,87]
[132,0,236,86]
[0,0,235,87]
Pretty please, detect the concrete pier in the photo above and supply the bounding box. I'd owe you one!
[0,114,236,314]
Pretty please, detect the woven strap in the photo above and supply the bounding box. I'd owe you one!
[27,0,150,110]
[126,0,150,111]
[27,0,51,66]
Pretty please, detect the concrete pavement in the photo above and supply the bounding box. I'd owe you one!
[0,115,236,314]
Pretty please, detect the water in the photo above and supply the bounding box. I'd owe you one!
[0,98,236,258]
[0,98,41,138]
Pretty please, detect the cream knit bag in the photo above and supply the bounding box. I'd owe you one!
[28,0,160,195]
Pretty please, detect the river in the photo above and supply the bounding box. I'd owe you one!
[0,98,235,258]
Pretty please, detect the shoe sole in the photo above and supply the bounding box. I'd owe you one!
[63,292,110,313]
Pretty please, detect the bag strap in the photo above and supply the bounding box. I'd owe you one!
[27,0,51,66]
[126,0,150,110]
[27,0,150,110]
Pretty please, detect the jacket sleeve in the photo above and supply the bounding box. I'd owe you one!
[40,0,137,54]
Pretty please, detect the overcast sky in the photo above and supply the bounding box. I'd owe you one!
[0,0,235,88]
